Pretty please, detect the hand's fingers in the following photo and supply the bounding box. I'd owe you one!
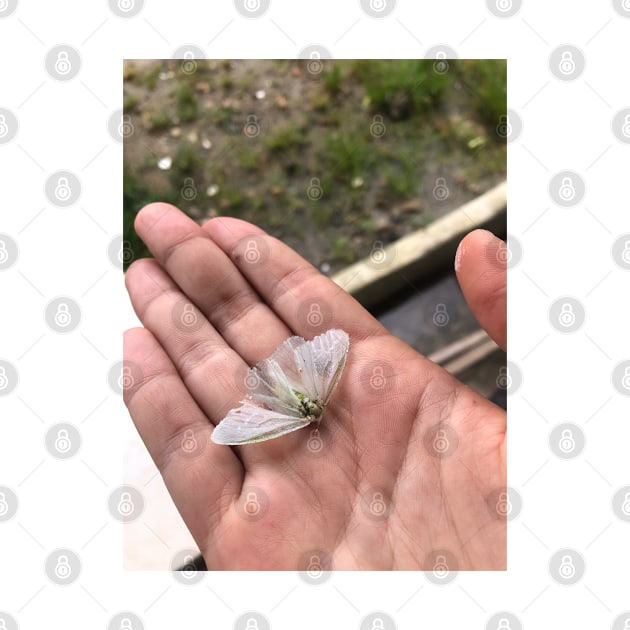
[203,217,386,342]
[123,327,242,545]
[125,258,251,424]
[134,203,292,364]
[454,229,507,351]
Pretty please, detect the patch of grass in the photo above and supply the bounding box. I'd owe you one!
[324,130,373,181]
[263,123,307,153]
[235,143,262,171]
[123,91,140,113]
[457,60,507,130]
[351,59,454,120]
[383,160,416,197]
[331,235,357,263]
[170,143,201,179]
[324,64,343,96]
[175,81,198,122]
[146,109,171,131]
[123,165,178,269]
[143,65,161,91]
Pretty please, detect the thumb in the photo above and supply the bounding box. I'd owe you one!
[455,229,507,352]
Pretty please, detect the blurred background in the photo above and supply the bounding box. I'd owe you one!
[123,58,505,274]
[122,58,506,568]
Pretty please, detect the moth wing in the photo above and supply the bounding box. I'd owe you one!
[291,328,350,404]
[211,400,310,445]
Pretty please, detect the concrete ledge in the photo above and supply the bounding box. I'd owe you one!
[332,181,507,309]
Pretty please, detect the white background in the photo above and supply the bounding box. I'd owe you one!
[1,0,629,628]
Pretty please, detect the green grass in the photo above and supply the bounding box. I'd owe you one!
[146,109,171,131]
[174,81,198,123]
[351,59,454,120]
[143,64,161,90]
[456,60,507,130]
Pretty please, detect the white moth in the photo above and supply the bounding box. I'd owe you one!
[211,328,349,445]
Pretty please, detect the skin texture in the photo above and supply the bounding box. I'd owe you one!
[124,203,507,570]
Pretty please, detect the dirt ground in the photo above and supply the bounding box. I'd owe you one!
[123,59,506,274]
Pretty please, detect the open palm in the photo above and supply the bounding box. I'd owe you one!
[124,203,507,570]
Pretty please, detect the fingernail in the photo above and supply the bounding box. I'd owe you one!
[454,240,465,272]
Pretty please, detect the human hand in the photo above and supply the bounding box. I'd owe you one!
[124,203,506,570]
